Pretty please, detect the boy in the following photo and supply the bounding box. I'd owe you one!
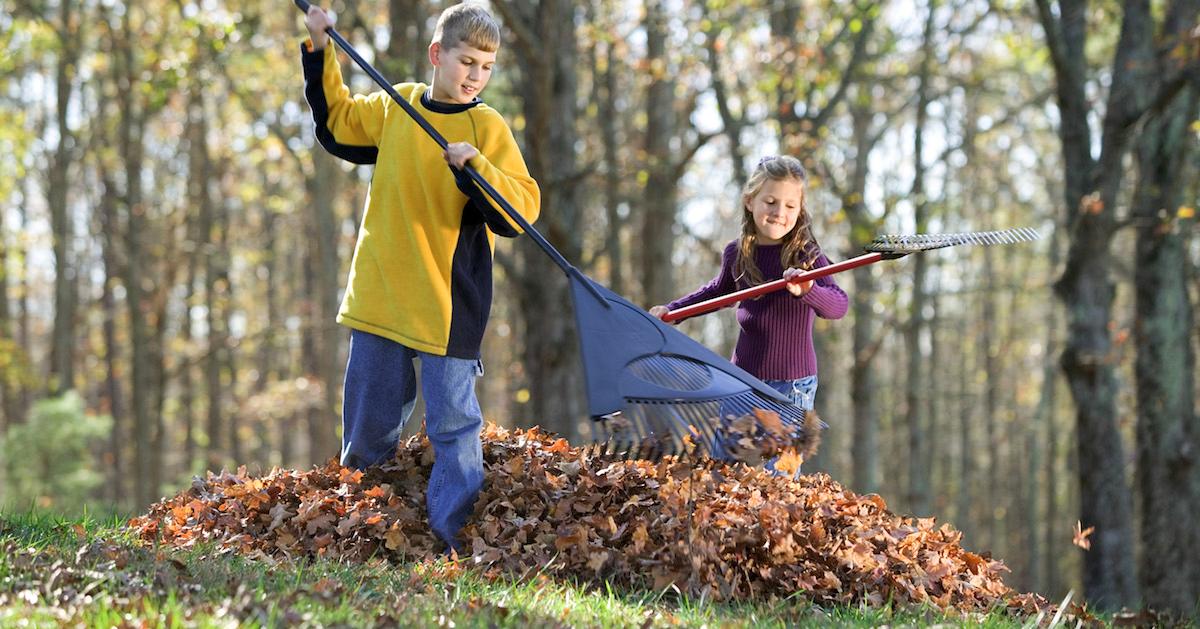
[300,2,541,551]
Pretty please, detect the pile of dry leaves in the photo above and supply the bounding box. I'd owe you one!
[130,424,1047,616]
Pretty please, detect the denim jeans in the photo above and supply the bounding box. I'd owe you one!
[763,375,818,412]
[762,375,818,479]
[341,330,485,551]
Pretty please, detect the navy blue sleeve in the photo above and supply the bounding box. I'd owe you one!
[452,166,521,238]
[300,43,379,165]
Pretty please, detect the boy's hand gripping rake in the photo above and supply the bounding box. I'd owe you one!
[662,228,1043,323]
[293,0,813,462]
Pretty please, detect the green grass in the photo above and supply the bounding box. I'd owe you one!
[1,509,1034,628]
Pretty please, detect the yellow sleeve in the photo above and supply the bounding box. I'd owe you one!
[467,109,541,232]
[317,43,388,147]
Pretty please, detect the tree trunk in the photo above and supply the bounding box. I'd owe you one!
[256,191,280,394]
[180,254,197,475]
[303,150,342,463]
[595,9,625,295]
[495,0,585,438]
[955,312,976,544]
[17,192,32,419]
[1033,226,1064,597]
[926,271,944,510]
[97,162,127,506]
[846,98,881,494]
[0,197,15,429]
[981,244,999,551]
[196,87,226,472]
[383,0,427,83]
[639,0,677,306]
[1036,0,1152,607]
[904,0,936,516]
[1041,315,1063,599]
[115,8,158,508]
[184,86,211,477]
[1132,87,1200,614]
[47,0,80,396]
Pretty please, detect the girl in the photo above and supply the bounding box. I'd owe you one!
[650,155,848,467]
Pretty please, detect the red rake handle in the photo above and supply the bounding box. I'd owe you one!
[661,251,886,323]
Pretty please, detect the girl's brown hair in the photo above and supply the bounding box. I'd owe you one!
[735,155,817,286]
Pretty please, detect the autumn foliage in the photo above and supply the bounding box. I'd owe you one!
[131,424,1046,616]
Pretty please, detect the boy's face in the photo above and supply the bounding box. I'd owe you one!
[429,41,496,104]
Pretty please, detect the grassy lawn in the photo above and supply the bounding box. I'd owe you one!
[0,509,1038,628]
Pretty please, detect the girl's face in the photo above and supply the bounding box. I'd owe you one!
[429,42,495,104]
[747,178,804,244]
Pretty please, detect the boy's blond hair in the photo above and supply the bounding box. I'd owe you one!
[432,3,500,53]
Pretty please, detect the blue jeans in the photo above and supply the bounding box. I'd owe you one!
[341,330,485,551]
[762,375,818,478]
[763,375,818,412]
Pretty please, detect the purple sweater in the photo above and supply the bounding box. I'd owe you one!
[667,240,848,380]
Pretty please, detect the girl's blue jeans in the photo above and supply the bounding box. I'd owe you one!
[341,330,485,551]
[762,375,818,479]
[763,375,818,412]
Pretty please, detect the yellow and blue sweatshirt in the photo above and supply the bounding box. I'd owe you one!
[301,42,540,358]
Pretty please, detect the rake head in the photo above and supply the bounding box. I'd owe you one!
[865,227,1042,254]
[585,355,824,464]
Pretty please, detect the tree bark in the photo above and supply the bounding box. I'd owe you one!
[0,196,15,429]
[97,160,127,506]
[383,0,427,83]
[1035,226,1064,597]
[639,0,678,307]
[493,0,585,438]
[302,150,343,463]
[980,244,1000,552]
[47,0,81,396]
[1132,86,1200,614]
[114,7,158,508]
[955,313,976,543]
[904,0,936,517]
[594,4,625,295]
[846,98,881,494]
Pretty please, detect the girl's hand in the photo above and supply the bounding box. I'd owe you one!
[783,268,813,297]
[649,305,669,320]
[305,6,335,50]
[444,142,480,170]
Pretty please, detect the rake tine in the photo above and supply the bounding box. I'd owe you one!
[699,409,725,457]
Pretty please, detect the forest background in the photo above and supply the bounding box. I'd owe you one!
[1,0,1197,615]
